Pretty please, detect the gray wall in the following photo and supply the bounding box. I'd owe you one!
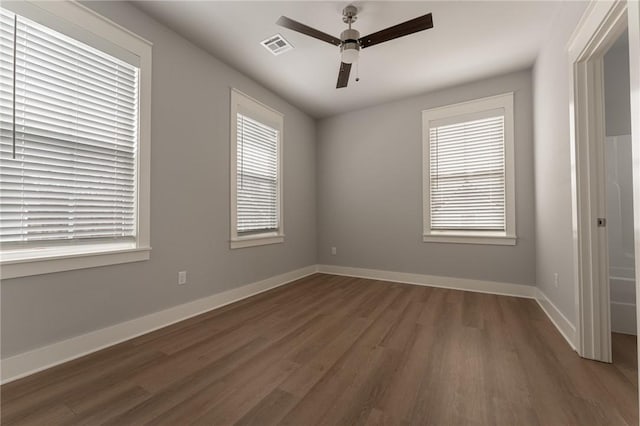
[533,1,589,324]
[316,70,536,285]
[0,1,317,358]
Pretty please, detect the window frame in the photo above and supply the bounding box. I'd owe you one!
[230,89,284,249]
[0,1,152,279]
[422,92,516,246]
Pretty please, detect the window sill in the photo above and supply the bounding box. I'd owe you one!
[230,233,285,249]
[0,243,151,279]
[423,233,517,246]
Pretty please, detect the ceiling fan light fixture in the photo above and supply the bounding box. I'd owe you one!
[341,42,359,64]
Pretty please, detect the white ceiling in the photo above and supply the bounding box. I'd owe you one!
[132,1,563,118]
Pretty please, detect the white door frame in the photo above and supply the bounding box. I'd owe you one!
[567,0,629,362]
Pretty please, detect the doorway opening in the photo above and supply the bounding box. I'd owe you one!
[603,28,637,377]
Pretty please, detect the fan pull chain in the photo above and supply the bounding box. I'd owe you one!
[355,61,360,82]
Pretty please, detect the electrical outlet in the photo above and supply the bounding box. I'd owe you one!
[178,271,187,285]
[331,246,337,256]
[553,273,559,287]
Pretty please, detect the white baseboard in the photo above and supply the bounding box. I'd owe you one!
[534,288,577,350]
[317,264,537,299]
[611,301,637,335]
[0,265,318,384]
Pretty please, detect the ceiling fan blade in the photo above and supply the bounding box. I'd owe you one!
[336,62,351,88]
[359,13,433,49]
[276,16,342,47]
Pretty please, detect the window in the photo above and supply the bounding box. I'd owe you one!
[0,2,151,279]
[230,89,283,249]
[422,93,516,245]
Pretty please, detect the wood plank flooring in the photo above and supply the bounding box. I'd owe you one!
[1,273,637,425]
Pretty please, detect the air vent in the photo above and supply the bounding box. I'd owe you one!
[261,34,293,56]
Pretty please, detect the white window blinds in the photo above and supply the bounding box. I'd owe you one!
[429,115,505,231]
[0,8,139,245]
[236,113,279,234]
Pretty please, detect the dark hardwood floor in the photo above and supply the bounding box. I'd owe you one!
[1,273,637,425]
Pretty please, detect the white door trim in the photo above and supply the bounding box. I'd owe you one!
[567,0,628,362]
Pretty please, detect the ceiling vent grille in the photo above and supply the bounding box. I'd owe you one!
[261,34,293,55]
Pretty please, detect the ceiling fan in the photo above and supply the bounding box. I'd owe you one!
[276,5,434,89]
